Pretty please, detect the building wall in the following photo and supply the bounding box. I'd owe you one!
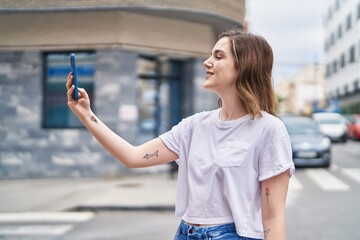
[324,0,360,111]
[276,65,325,115]
[0,1,245,179]
[0,48,217,179]
[0,0,245,24]
[0,11,215,56]
[0,50,139,178]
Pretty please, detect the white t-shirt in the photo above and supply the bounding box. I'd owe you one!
[159,108,294,239]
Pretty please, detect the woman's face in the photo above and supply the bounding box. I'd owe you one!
[203,37,238,94]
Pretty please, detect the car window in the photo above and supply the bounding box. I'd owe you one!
[285,122,321,135]
[316,118,343,124]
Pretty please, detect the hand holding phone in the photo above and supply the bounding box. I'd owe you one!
[70,53,79,101]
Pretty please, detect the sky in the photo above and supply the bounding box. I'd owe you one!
[246,0,325,83]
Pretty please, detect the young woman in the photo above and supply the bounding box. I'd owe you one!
[66,28,294,240]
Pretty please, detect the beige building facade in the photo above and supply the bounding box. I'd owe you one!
[0,0,245,54]
[276,65,325,116]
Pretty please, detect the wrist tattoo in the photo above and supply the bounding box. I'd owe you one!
[91,116,98,123]
[265,187,270,204]
[143,150,159,160]
[264,229,270,239]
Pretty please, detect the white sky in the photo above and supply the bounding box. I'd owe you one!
[246,0,325,83]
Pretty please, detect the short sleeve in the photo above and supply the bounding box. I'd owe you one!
[258,134,295,182]
[159,115,193,156]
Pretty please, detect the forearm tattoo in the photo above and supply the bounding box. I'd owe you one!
[143,150,159,160]
[265,187,270,204]
[91,116,98,123]
[264,229,270,239]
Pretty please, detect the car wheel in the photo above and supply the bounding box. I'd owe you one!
[323,161,330,168]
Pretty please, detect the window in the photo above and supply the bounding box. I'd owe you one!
[324,39,329,52]
[136,56,184,142]
[337,24,342,39]
[332,60,338,73]
[340,53,346,68]
[330,32,335,46]
[43,52,95,128]
[346,14,352,30]
[354,80,359,91]
[326,64,331,77]
[349,46,355,63]
[328,7,333,21]
[335,0,340,11]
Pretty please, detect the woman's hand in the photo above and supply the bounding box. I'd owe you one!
[66,72,92,119]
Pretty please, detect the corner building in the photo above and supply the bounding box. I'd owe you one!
[0,1,246,178]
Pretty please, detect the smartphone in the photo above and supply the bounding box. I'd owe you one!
[70,53,79,101]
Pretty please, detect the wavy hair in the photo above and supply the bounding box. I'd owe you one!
[219,29,277,118]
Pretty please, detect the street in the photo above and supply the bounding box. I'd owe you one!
[286,140,360,240]
[0,140,359,240]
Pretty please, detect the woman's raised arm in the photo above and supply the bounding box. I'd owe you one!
[66,73,178,168]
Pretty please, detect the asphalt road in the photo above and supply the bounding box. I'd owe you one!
[286,140,360,240]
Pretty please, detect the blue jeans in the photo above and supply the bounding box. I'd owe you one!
[174,220,262,240]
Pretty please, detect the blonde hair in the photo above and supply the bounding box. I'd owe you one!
[219,29,277,118]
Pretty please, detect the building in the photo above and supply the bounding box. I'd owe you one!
[0,1,246,178]
[276,65,325,116]
[324,0,360,113]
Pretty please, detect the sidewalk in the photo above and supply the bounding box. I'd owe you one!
[0,173,177,213]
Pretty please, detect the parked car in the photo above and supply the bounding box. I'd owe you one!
[312,112,348,142]
[342,114,354,137]
[279,115,331,168]
[346,114,360,140]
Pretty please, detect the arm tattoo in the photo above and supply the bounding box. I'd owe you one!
[264,229,270,239]
[90,116,98,123]
[143,150,159,160]
[265,187,270,204]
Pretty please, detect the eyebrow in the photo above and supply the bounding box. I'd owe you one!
[212,49,226,55]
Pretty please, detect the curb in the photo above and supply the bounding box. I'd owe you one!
[68,205,175,212]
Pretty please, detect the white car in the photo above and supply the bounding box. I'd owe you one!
[312,112,348,142]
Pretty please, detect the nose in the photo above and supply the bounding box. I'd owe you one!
[203,57,213,68]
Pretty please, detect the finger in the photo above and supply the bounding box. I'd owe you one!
[67,85,75,101]
[78,88,89,101]
[66,73,73,90]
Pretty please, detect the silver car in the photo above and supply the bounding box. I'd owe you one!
[312,112,348,142]
[280,115,331,168]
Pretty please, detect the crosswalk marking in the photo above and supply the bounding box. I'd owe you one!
[0,212,94,238]
[0,224,73,236]
[341,168,360,184]
[330,163,340,171]
[305,169,350,191]
[289,175,303,191]
[0,212,94,223]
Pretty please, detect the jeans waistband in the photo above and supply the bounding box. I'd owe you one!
[179,220,237,238]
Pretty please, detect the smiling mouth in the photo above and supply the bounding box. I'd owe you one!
[206,72,214,78]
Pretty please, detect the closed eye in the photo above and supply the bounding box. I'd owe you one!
[210,49,225,60]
